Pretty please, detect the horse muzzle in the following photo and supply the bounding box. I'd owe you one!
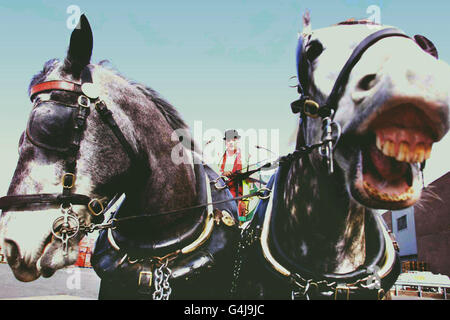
[339,85,449,210]
[1,207,82,281]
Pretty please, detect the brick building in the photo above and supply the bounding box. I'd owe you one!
[383,171,450,276]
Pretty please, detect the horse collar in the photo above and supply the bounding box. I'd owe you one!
[248,164,400,300]
[91,163,240,299]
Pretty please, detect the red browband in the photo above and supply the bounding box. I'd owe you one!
[30,80,82,100]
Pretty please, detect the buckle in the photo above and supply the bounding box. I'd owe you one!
[138,270,153,287]
[257,187,272,200]
[94,100,108,113]
[334,285,350,300]
[137,270,154,295]
[213,176,227,190]
[303,99,320,118]
[62,173,76,189]
[88,198,104,216]
[77,95,90,109]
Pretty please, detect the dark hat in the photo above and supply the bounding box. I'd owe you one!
[223,129,241,141]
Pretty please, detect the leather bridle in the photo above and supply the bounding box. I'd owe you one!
[0,67,142,252]
[290,27,414,175]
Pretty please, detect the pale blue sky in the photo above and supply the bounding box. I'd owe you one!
[0,0,449,195]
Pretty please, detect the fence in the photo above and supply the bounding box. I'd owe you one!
[391,271,450,300]
[402,260,428,273]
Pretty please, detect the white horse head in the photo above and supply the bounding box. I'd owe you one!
[298,16,449,210]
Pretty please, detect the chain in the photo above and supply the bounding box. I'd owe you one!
[152,260,172,300]
[230,226,261,297]
[229,240,244,297]
[78,218,117,234]
[290,270,382,300]
[290,273,337,300]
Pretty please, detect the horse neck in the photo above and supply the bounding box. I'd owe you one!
[114,95,199,236]
[276,156,368,274]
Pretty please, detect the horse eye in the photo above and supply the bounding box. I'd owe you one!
[305,40,324,61]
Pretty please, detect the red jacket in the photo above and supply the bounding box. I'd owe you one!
[219,150,243,198]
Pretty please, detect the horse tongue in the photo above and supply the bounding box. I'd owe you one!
[368,144,408,182]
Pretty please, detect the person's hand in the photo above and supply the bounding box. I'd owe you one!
[223,171,233,177]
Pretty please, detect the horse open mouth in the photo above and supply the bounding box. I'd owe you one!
[354,103,438,208]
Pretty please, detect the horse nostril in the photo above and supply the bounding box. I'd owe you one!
[4,239,21,268]
[357,74,378,91]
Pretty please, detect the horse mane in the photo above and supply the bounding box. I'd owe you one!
[133,84,190,134]
[131,83,200,153]
[99,61,189,122]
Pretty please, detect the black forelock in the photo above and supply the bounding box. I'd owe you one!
[28,59,60,96]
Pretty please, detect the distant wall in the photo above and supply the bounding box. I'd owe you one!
[414,172,450,276]
[392,207,418,257]
[382,172,450,276]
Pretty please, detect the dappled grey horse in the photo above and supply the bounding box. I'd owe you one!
[234,16,450,299]
[0,15,240,299]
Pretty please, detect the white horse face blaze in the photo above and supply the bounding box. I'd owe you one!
[309,25,450,209]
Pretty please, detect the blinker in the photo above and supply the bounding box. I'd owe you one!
[26,101,78,152]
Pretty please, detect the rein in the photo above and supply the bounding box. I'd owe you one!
[81,135,336,231]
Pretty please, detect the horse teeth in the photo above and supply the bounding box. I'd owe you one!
[396,142,409,162]
[363,181,414,202]
[376,135,383,151]
[415,144,425,163]
[375,127,434,164]
[382,140,395,157]
[424,146,432,160]
[377,138,432,164]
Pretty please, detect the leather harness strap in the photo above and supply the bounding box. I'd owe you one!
[323,28,410,118]
[292,27,411,119]
[30,80,82,100]
[94,100,141,166]
[0,193,92,209]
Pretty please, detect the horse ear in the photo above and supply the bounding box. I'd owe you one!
[414,35,438,59]
[301,10,312,37]
[63,14,93,78]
